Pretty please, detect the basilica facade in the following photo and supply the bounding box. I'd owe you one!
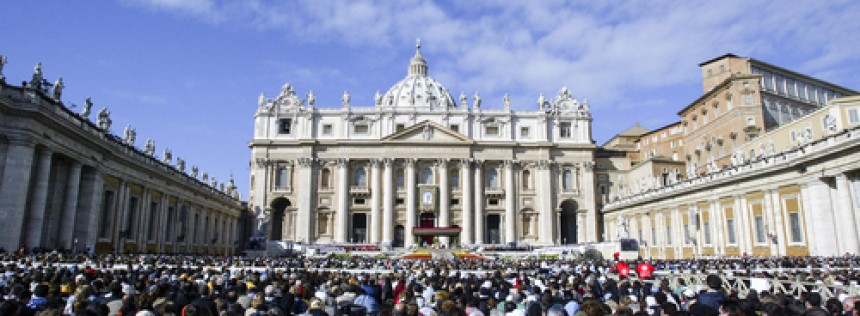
[248,45,599,247]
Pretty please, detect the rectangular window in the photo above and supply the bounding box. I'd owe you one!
[666,225,672,245]
[279,119,292,134]
[275,166,290,189]
[354,198,365,205]
[451,199,460,205]
[560,122,572,138]
[322,124,333,135]
[396,124,405,132]
[755,215,766,243]
[354,123,369,134]
[684,225,691,244]
[148,202,158,242]
[703,222,712,245]
[488,198,499,206]
[395,198,404,205]
[651,227,657,245]
[727,218,737,244]
[848,108,860,125]
[763,72,775,91]
[776,76,786,95]
[450,173,460,189]
[99,190,115,238]
[450,124,459,133]
[747,117,755,126]
[126,197,139,239]
[789,212,803,243]
[786,78,797,98]
[485,125,499,136]
[165,206,174,241]
[520,126,530,138]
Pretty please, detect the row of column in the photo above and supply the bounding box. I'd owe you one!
[0,140,240,254]
[322,158,563,246]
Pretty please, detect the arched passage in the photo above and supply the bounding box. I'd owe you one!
[270,198,291,241]
[560,199,578,244]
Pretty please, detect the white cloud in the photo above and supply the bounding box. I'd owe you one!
[124,0,860,108]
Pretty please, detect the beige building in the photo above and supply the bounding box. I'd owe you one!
[602,53,860,258]
[249,45,600,247]
[0,61,244,255]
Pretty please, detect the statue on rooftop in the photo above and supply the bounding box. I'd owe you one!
[97,108,111,131]
[504,93,511,110]
[473,92,482,109]
[202,172,209,182]
[341,90,350,107]
[163,148,172,164]
[144,139,155,156]
[307,90,316,107]
[558,86,570,101]
[81,97,93,118]
[176,157,186,172]
[211,176,217,187]
[538,93,547,110]
[30,62,44,90]
[374,90,382,106]
[459,92,468,108]
[191,166,199,178]
[258,92,266,108]
[52,77,64,101]
[0,55,7,81]
[123,125,136,145]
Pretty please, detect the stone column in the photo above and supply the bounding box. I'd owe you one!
[84,171,104,253]
[538,160,554,244]
[335,159,349,243]
[59,162,82,250]
[438,159,450,246]
[382,159,395,244]
[710,200,724,255]
[473,160,485,244]
[115,180,129,254]
[0,141,36,251]
[295,158,315,243]
[157,194,168,253]
[370,159,382,243]
[405,159,417,247]
[460,159,473,245]
[736,195,751,255]
[835,175,859,254]
[252,158,270,237]
[582,162,598,242]
[504,160,516,243]
[25,148,54,248]
[762,188,778,256]
[769,189,787,256]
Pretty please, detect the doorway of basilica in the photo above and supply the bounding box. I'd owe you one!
[351,213,368,243]
[560,199,578,244]
[486,214,502,244]
[419,213,436,245]
[270,198,291,241]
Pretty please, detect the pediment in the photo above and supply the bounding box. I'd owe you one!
[382,120,473,143]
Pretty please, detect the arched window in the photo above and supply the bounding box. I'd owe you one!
[486,168,499,188]
[320,168,331,189]
[522,170,532,189]
[354,168,367,187]
[562,169,573,190]
[421,167,433,184]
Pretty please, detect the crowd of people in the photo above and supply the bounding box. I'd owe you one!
[0,251,858,316]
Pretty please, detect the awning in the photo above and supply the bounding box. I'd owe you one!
[412,227,462,236]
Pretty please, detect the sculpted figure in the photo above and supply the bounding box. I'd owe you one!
[191,166,199,178]
[97,108,112,130]
[0,55,6,80]
[176,157,185,172]
[341,90,350,107]
[144,139,155,156]
[558,86,570,100]
[30,62,44,89]
[52,77,64,101]
[258,92,266,108]
[202,172,209,182]
[503,93,511,110]
[307,90,316,107]
[163,148,172,164]
[538,93,547,109]
[459,92,468,108]
[374,90,382,106]
[473,92,482,109]
[81,97,93,118]
[123,125,136,145]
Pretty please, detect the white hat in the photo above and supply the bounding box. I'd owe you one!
[645,296,658,307]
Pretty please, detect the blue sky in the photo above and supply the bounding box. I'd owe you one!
[2,1,859,198]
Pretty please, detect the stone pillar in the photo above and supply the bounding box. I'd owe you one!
[504,160,516,243]
[538,160,554,244]
[114,180,129,254]
[438,159,450,246]
[835,175,859,254]
[405,159,417,247]
[460,159,473,245]
[25,148,54,248]
[736,194,751,255]
[295,158,315,243]
[762,188,778,256]
[0,141,35,252]
[84,171,104,253]
[335,159,349,243]
[473,160,484,244]
[710,200,724,255]
[370,159,382,244]
[252,159,270,237]
[769,189,787,256]
[382,159,395,244]
[582,162,598,242]
[157,194,168,253]
[59,162,82,250]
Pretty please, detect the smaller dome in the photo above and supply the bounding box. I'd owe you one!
[381,41,456,109]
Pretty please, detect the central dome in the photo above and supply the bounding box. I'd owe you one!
[380,42,456,109]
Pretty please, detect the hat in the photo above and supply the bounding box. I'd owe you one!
[75,274,87,283]
[309,298,324,310]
